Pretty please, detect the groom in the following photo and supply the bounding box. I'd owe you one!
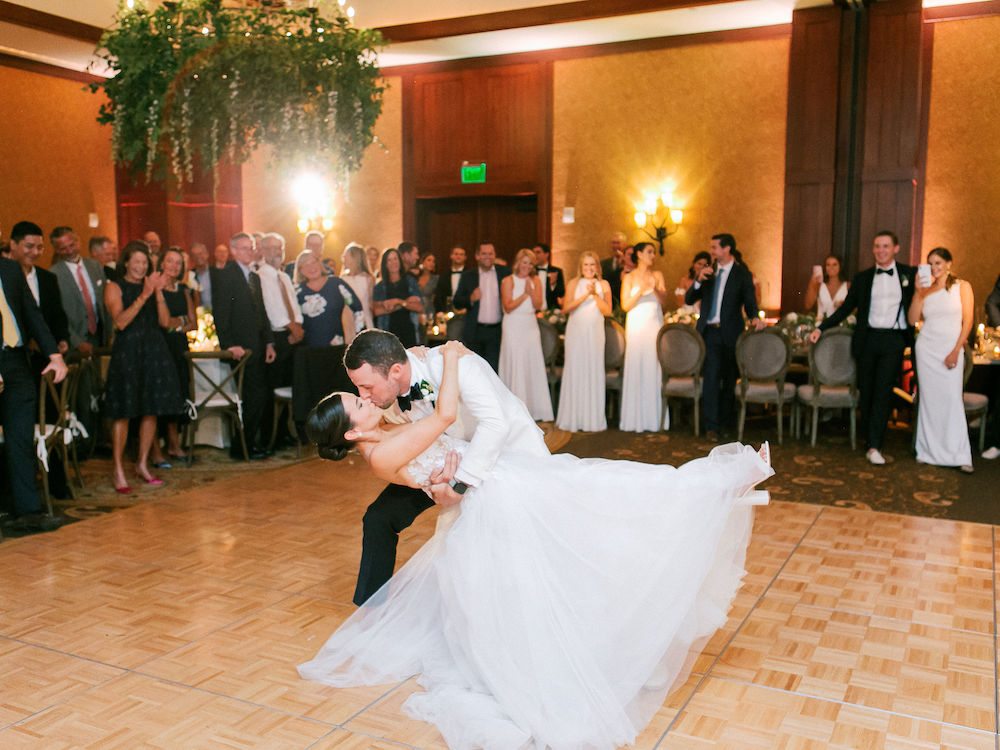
[344,329,549,605]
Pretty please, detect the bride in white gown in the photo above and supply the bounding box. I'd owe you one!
[299,342,773,749]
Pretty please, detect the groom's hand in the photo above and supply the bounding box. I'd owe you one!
[429,483,463,507]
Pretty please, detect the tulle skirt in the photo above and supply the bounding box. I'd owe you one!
[299,443,772,749]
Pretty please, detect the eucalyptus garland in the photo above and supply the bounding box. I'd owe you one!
[90,0,384,188]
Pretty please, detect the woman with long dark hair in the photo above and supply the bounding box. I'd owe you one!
[372,247,422,347]
[803,254,850,320]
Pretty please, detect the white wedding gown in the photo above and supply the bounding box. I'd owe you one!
[299,435,772,750]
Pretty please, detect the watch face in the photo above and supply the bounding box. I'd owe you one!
[452,481,468,495]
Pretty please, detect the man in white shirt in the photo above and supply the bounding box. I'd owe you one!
[453,243,510,372]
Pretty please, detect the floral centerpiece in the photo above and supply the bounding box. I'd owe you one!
[663,307,698,327]
[90,0,384,187]
[538,309,567,335]
[187,305,220,351]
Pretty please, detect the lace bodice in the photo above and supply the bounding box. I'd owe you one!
[406,433,470,488]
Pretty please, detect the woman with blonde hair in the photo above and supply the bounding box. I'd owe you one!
[498,247,553,420]
[556,251,612,431]
[294,251,363,348]
[341,243,374,330]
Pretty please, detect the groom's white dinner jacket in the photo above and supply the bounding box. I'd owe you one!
[403,347,548,488]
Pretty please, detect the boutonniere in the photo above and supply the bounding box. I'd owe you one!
[901,276,909,288]
[418,379,436,402]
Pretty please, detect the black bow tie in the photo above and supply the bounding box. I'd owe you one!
[451,269,463,274]
[537,266,549,272]
[876,267,894,276]
[396,383,424,411]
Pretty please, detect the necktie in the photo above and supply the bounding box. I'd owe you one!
[0,284,21,348]
[76,264,97,335]
[396,383,424,411]
[277,276,298,326]
[876,267,894,276]
[708,267,725,321]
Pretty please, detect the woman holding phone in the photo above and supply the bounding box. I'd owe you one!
[803,255,849,320]
[908,247,975,472]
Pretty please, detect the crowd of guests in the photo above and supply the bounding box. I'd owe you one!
[1,219,994,533]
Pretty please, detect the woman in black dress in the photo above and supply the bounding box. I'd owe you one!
[157,247,197,461]
[372,248,422,347]
[103,241,184,493]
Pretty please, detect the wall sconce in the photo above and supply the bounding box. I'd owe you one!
[292,172,335,234]
[634,187,683,255]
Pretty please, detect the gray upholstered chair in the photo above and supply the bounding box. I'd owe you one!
[796,327,857,448]
[734,327,793,444]
[962,344,989,452]
[603,318,626,424]
[656,323,705,434]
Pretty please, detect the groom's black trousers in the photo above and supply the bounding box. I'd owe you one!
[354,483,435,605]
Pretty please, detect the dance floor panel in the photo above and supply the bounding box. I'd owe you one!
[0,456,997,749]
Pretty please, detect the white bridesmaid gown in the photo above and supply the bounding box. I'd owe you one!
[619,292,663,432]
[915,283,972,467]
[498,275,554,421]
[556,281,607,432]
[299,434,772,750]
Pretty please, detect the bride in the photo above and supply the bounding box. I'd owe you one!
[300,341,773,750]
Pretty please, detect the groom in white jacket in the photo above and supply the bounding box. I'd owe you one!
[344,329,549,605]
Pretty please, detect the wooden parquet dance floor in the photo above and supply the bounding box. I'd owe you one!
[1,452,998,749]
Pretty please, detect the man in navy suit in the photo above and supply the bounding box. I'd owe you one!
[685,233,764,441]
[0,243,68,532]
[810,230,915,465]
[453,243,510,372]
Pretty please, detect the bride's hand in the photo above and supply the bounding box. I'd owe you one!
[408,345,430,361]
[440,340,470,359]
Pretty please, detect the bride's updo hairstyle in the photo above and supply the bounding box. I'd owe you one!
[343,329,407,376]
[306,393,354,461]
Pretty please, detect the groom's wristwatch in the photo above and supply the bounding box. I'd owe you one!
[449,479,469,495]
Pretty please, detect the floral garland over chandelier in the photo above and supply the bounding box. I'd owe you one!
[90,0,384,188]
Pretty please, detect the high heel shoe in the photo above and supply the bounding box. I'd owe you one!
[114,480,132,495]
[134,471,164,486]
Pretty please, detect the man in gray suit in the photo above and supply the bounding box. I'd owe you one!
[49,226,111,440]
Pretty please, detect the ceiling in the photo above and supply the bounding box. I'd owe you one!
[0,0,982,74]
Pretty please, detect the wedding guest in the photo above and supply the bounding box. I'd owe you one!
[213,243,229,269]
[620,242,669,432]
[341,243,375,330]
[416,252,439,318]
[809,230,916,465]
[556,251,612,432]
[600,231,628,308]
[454,243,509,371]
[499,248,553,421]
[434,245,467,314]
[365,246,381,282]
[188,242,213,308]
[675,251,711,309]
[143,231,163,266]
[295,250,363,348]
[304,230,325,255]
[103,241,183,493]
[398,241,421,278]
[908,247,974,472]
[155,247,197,463]
[89,236,118,280]
[622,244,637,273]
[373,248,422,347]
[803,254,850,320]
[533,243,565,310]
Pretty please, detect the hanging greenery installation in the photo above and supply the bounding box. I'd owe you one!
[89,0,384,188]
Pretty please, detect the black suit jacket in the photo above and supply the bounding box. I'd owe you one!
[537,265,565,310]
[600,258,623,307]
[35,266,69,348]
[0,257,58,357]
[686,262,759,346]
[434,267,467,313]
[819,263,916,357]
[453,265,511,341]
[211,261,273,351]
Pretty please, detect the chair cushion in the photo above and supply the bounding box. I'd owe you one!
[273,386,293,400]
[964,392,988,411]
[796,383,856,408]
[663,377,697,397]
[736,381,794,402]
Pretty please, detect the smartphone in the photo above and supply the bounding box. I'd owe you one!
[917,264,931,285]
[812,265,823,281]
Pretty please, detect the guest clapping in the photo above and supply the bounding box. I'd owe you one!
[556,251,612,431]
[499,248,553,421]
[372,248,422,347]
[803,255,850,320]
[908,248,975,472]
[103,241,183,493]
[675,251,711,309]
[294,251,363,348]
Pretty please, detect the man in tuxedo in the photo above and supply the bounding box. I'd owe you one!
[433,245,467,314]
[211,232,276,459]
[0,251,68,533]
[453,243,509,371]
[600,232,628,308]
[50,226,110,443]
[534,243,565,310]
[343,328,549,604]
[809,231,915,464]
[686,233,764,441]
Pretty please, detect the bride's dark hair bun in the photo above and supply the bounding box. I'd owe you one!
[305,392,355,461]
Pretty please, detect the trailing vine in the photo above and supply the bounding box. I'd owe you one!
[89,0,384,189]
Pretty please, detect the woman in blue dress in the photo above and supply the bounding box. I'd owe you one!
[293,250,363,347]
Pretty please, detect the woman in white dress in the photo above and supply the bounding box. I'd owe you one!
[498,248,553,421]
[908,247,975,472]
[299,340,772,750]
[340,243,374,330]
[803,254,850,320]
[556,251,612,431]
[619,242,669,432]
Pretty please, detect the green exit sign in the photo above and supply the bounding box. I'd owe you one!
[461,162,486,184]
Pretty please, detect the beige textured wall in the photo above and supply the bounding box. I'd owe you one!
[552,37,789,309]
[922,16,1000,317]
[242,76,402,267]
[0,65,116,267]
